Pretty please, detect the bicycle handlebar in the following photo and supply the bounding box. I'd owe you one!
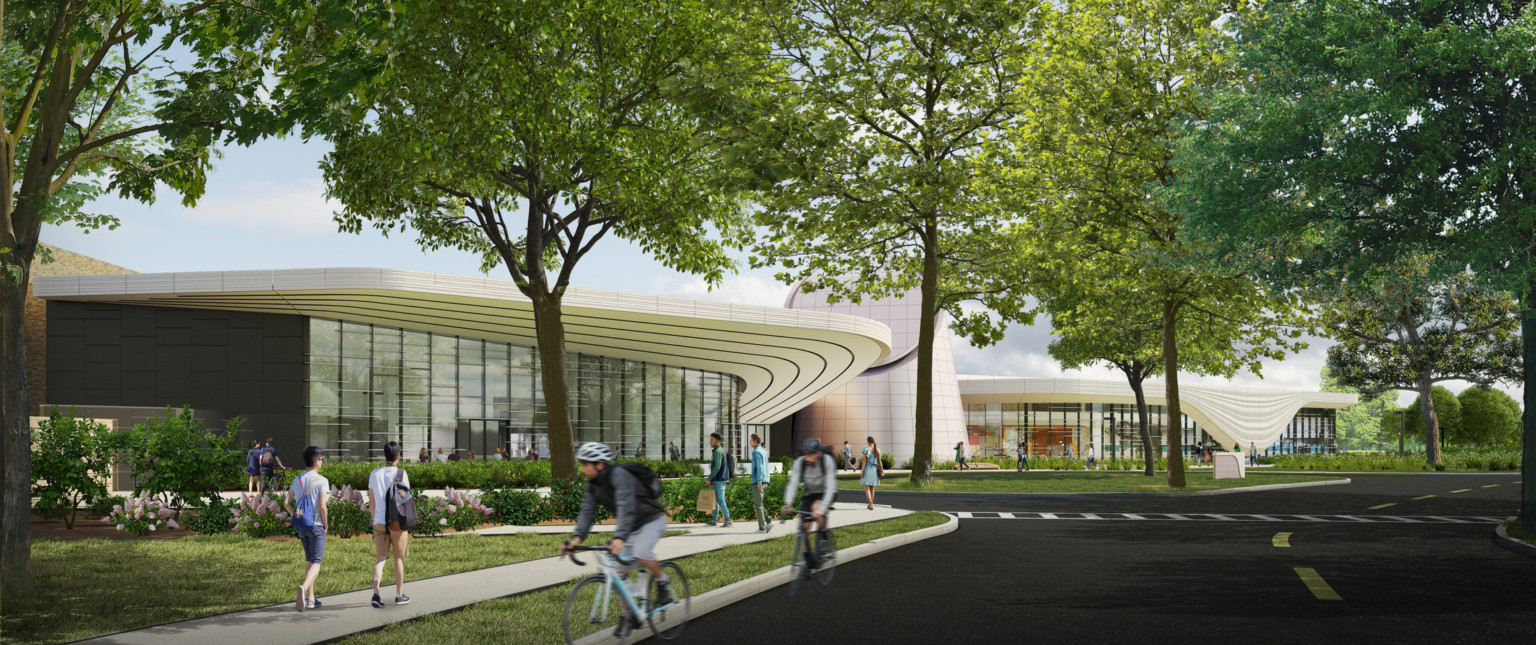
[562,543,637,567]
[777,506,833,524]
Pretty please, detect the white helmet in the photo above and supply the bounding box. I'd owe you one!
[575,442,616,464]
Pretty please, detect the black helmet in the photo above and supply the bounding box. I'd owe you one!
[799,438,822,455]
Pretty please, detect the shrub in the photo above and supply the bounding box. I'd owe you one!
[484,488,553,525]
[232,493,296,538]
[660,473,800,524]
[546,478,588,522]
[88,494,128,520]
[308,459,555,491]
[185,496,235,535]
[119,407,245,508]
[440,488,494,531]
[100,493,180,536]
[326,485,373,538]
[616,458,706,479]
[409,493,448,536]
[31,409,115,528]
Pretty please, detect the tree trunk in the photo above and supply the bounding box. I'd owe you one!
[909,220,938,486]
[528,289,578,481]
[1162,296,1186,488]
[1130,377,1155,476]
[1417,378,1442,466]
[1520,279,1535,532]
[1,254,34,596]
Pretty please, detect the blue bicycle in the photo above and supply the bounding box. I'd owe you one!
[562,544,691,645]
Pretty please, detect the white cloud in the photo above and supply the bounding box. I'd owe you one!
[173,178,342,236]
[666,274,793,308]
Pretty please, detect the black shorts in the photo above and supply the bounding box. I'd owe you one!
[800,495,825,515]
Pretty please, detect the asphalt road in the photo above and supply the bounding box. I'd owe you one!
[668,473,1536,644]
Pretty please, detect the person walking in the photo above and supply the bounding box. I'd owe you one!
[367,441,412,609]
[245,440,262,493]
[749,433,772,532]
[283,446,329,612]
[860,436,882,509]
[842,441,854,471]
[1016,441,1030,472]
[669,441,681,461]
[706,432,733,527]
[1249,442,1257,467]
[259,438,287,495]
[1086,442,1098,470]
[954,442,969,471]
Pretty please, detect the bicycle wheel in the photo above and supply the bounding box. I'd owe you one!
[647,561,691,640]
[563,575,626,645]
[814,530,837,586]
[787,530,806,596]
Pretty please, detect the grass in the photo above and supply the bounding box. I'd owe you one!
[837,470,1343,494]
[332,511,950,645]
[2,530,657,645]
[1502,519,1536,546]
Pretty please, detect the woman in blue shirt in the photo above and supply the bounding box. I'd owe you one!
[750,433,772,532]
[860,436,882,509]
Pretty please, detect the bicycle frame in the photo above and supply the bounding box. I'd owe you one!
[568,549,651,623]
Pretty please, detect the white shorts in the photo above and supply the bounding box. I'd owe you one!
[622,515,668,562]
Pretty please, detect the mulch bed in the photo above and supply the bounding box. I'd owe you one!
[29,514,198,541]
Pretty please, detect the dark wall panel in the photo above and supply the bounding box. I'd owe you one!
[46,301,307,448]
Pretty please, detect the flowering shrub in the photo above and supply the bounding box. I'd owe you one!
[409,492,447,536]
[100,493,180,536]
[327,485,373,538]
[232,493,296,538]
[440,487,493,532]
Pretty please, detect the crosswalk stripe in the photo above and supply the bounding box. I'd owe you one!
[1334,515,1370,522]
[1208,514,1236,521]
[956,512,972,519]
[1039,513,1057,519]
[997,512,1014,518]
[1081,513,1101,520]
[1123,513,1144,520]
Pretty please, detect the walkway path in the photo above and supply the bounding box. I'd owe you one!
[77,506,911,645]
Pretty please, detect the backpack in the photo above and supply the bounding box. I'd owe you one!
[384,468,417,531]
[291,473,318,532]
[259,446,275,468]
[800,445,837,478]
[617,462,662,500]
[723,453,737,480]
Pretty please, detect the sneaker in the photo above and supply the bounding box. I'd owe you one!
[804,553,821,570]
[308,598,323,609]
[724,520,734,527]
[371,593,385,609]
[704,521,718,527]
[296,586,306,612]
[652,581,674,608]
[395,595,411,605]
[797,566,813,581]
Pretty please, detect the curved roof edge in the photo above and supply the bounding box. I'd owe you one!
[957,375,1358,450]
[35,268,892,425]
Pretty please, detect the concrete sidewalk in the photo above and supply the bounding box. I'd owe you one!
[78,506,912,645]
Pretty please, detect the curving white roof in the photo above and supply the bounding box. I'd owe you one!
[957,375,1358,451]
[34,268,892,425]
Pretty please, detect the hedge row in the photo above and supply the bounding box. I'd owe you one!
[1259,448,1523,471]
[268,457,711,491]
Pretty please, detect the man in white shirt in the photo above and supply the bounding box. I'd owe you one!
[367,441,412,608]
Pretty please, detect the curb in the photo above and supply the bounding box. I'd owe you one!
[857,477,1351,499]
[1493,515,1536,560]
[572,513,960,645]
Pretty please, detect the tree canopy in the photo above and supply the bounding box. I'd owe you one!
[1455,385,1522,447]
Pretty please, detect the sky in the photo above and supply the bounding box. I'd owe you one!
[44,136,1521,407]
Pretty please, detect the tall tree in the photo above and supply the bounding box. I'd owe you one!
[1401,386,1462,450]
[1320,262,1522,463]
[314,0,757,480]
[723,0,1044,484]
[0,0,312,595]
[1168,0,1536,528]
[996,0,1307,487]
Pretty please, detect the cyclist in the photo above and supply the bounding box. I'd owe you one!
[781,438,838,579]
[560,442,674,607]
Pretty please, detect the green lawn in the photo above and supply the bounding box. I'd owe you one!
[838,470,1343,494]
[2,530,654,645]
[332,511,950,645]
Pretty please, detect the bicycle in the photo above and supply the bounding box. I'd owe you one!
[780,508,837,596]
[561,544,691,645]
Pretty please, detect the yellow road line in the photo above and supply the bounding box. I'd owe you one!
[1411,495,1435,500]
[1450,489,1471,494]
[1272,532,1292,548]
[1482,485,1500,488]
[1295,567,1342,600]
[1368,503,1397,510]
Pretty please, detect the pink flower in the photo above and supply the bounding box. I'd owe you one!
[232,508,243,517]
[447,504,458,513]
[102,516,111,523]
[439,518,447,526]
[159,508,174,518]
[116,524,125,531]
[112,504,123,513]
[253,522,261,529]
[229,517,238,524]
[148,524,157,531]
[168,520,180,530]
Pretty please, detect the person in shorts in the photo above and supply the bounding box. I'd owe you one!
[367,441,412,608]
[283,446,329,612]
[782,438,837,579]
[561,442,675,607]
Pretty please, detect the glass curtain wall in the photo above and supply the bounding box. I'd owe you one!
[307,317,742,461]
[964,402,1339,460]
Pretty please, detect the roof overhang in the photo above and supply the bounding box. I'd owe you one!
[35,268,892,425]
[958,376,1358,450]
